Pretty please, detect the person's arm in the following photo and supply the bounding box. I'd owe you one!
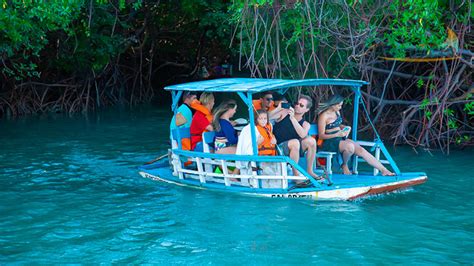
[270,134,277,145]
[339,125,351,138]
[268,101,283,121]
[274,109,289,123]
[288,108,309,138]
[338,113,351,137]
[317,114,346,139]
[290,119,310,138]
[175,113,187,126]
[205,124,213,131]
[222,120,238,144]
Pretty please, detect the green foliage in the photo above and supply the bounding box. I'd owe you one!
[229,0,468,78]
[54,3,129,74]
[444,108,455,117]
[230,1,356,78]
[148,0,230,66]
[463,101,474,115]
[0,0,154,80]
[419,98,432,120]
[447,119,458,129]
[0,1,82,79]
[344,98,353,106]
[443,107,458,129]
[425,110,432,120]
[384,0,446,57]
[419,98,430,109]
[455,135,471,145]
[416,79,424,89]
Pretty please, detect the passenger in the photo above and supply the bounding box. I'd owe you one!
[273,95,323,181]
[255,109,281,188]
[252,92,283,122]
[169,92,197,150]
[212,100,238,154]
[190,92,215,152]
[255,110,277,156]
[317,94,395,176]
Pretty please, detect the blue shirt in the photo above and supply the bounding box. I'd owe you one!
[215,119,238,145]
[170,104,193,131]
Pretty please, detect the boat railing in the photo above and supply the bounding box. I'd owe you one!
[355,140,400,177]
[170,149,323,189]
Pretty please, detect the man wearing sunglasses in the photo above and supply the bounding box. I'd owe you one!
[273,95,323,182]
[252,92,283,122]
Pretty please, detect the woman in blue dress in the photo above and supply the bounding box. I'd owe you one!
[212,100,238,154]
[317,95,394,176]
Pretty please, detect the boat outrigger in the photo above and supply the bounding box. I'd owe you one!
[138,78,427,201]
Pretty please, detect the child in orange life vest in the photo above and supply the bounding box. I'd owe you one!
[255,111,282,188]
[255,110,277,156]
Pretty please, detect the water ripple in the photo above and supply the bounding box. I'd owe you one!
[0,108,472,264]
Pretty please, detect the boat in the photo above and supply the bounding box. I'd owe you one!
[138,78,427,201]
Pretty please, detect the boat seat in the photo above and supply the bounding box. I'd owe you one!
[171,127,191,150]
[307,124,337,175]
[202,131,215,153]
[201,131,216,174]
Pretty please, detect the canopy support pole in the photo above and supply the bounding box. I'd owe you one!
[238,92,258,155]
[352,86,361,174]
[376,140,401,177]
[171,91,183,113]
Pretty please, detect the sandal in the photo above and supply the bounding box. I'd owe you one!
[288,180,314,190]
[320,166,333,186]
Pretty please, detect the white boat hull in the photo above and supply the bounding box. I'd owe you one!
[139,170,427,201]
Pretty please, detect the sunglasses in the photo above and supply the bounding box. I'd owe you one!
[297,103,306,108]
[265,97,273,102]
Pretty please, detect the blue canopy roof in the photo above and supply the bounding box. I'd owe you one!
[164,78,368,93]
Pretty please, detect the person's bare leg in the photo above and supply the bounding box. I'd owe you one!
[287,139,300,176]
[215,146,236,154]
[301,137,322,180]
[347,140,395,176]
[338,141,354,175]
[215,146,240,180]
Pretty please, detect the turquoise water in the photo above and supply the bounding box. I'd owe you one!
[1,106,473,264]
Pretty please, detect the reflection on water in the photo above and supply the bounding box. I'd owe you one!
[0,106,473,264]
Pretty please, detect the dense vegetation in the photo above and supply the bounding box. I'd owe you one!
[0,0,230,115]
[1,0,472,151]
[231,0,473,152]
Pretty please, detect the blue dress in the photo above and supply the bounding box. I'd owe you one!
[214,119,237,151]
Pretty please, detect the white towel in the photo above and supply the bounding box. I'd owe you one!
[235,124,261,172]
[236,124,284,188]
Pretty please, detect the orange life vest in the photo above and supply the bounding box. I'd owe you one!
[190,99,213,122]
[256,124,276,156]
[252,99,276,112]
[181,139,191,151]
[189,99,213,150]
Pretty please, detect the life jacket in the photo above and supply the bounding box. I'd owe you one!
[190,100,213,149]
[190,99,212,122]
[256,124,276,156]
[252,99,276,112]
[181,138,191,151]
